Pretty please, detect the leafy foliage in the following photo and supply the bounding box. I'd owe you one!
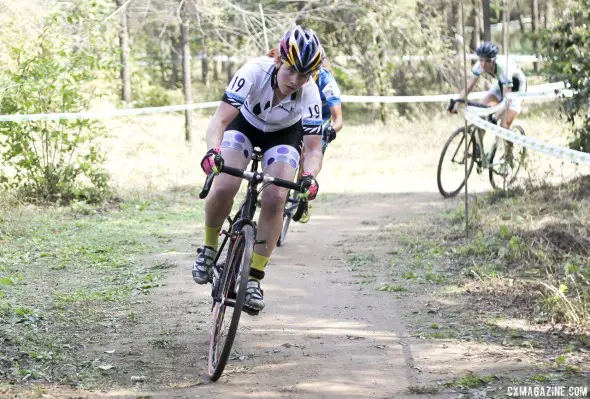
[0,6,112,203]
[543,2,590,152]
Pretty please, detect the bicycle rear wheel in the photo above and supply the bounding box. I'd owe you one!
[208,224,254,381]
[488,125,526,190]
[437,126,476,198]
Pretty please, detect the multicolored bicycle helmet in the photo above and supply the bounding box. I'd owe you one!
[476,41,498,59]
[279,26,325,74]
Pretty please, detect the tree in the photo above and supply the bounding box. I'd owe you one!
[115,0,132,103]
[482,0,491,41]
[543,1,590,153]
[531,0,540,72]
[0,4,112,203]
[180,0,193,141]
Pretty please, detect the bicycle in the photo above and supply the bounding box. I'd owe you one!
[437,99,527,198]
[277,125,331,247]
[199,148,307,381]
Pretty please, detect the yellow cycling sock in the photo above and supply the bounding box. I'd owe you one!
[204,225,222,249]
[250,252,269,281]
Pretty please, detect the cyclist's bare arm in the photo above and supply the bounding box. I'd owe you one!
[329,104,343,133]
[206,102,239,149]
[302,134,323,176]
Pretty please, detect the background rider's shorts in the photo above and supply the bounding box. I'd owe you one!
[488,77,527,114]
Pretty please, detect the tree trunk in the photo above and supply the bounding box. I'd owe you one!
[482,0,491,41]
[531,0,539,72]
[470,0,481,51]
[170,30,180,89]
[213,58,220,81]
[116,0,131,104]
[201,33,209,86]
[502,6,510,58]
[543,0,553,28]
[180,1,193,142]
[518,11,526,33]
[227,57,235,83]
[455,1,463,52]
[450,1,462,52]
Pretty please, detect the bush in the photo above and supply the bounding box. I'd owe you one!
[0,10,111,204]
[542,2,590,153]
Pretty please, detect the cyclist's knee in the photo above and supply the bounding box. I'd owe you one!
[261,186,288,214]
[208,175,241,202]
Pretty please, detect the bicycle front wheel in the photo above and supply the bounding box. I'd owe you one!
[208,224,254,381]
[437,126,476,198]
[489,125,527,190]
[277,191,294,247]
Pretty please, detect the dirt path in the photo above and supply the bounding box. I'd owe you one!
[80,192,467,399]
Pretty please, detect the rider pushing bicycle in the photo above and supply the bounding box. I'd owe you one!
[193,26,325,313]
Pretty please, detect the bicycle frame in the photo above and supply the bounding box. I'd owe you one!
[200,149,303,306]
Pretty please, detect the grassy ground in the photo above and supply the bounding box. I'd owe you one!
[340,175,590,397]
[102,103,583,197]
[0,193,205,388]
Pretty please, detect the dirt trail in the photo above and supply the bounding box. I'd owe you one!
[86,192,522,399]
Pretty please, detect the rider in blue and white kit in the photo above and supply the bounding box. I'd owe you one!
[297,59,344,223]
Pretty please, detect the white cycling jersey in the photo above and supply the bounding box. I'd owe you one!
[222,56,322,135]
[472,57,526,90]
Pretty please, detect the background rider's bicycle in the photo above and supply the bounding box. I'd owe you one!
[199,149,306,381]
[437,99,527,198]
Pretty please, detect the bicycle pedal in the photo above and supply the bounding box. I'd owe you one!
[242,306,260,316]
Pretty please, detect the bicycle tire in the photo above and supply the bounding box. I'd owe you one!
[437,126,476,198]
[277,191,293,247]
[489,125,526,190]
[208,224,254,381]
[277,212,291,247]
[291,198,307,222]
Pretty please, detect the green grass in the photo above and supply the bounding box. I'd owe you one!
[0,193,204,386]
[376,283,407,292]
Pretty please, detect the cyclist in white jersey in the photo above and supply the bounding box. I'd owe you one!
[451,41,527,130]
[192,26,325,313]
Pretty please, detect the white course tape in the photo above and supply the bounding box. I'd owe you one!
[464,89,590,165]
[0,101,220,123]
[0,82,570,121]
[340,82,567,104]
